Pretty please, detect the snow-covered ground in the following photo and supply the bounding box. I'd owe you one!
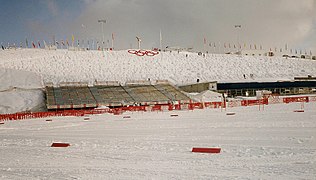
[0,102,315,179]
[1,49,315,86]
[0,49,316,179]
[1,48,315,114]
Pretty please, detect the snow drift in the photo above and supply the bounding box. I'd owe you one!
[0,68,44,114]
[0,90,44,114]
[0,68,42,91]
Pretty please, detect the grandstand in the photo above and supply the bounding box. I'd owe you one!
[45,81,191,110]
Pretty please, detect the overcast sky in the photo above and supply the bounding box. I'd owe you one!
[0,0,315,52]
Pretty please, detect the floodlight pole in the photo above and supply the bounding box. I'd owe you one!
[234,25,242,52]
[136,37,141,49]
[98,19,106,50]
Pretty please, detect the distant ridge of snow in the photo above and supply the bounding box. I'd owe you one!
[0,48,315,86]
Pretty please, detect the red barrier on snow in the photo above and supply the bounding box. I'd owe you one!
[204,102,223,108]
[0,122,4,125]
[293,110,304,112]
[283,96,309,104]
[128,49,159,56]
[0,109,111,121]
[188,102,204,110]
[170,114,179,117]
[46,119,53,122]
[0,95,314,121]
[83,117,90,120]
[151,105,162,111]
[174,104,181,110]
[241,98,268,106]
[51,143,70,147]
[192,147,221,153]
[226,112,236,115]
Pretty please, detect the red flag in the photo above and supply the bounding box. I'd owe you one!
[32,41,36,48]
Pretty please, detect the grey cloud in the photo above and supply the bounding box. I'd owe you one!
[44,0,59,17]
[65,0,315,52]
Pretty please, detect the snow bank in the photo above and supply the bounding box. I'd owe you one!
[0,68,43,91]
[0,90,45,114]
[187,90,223,102]
[0,67,44,114]
[0,49,315,85]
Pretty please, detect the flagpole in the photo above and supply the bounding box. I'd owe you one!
[218,42,221,54]
[159,30,163,61]
[25,37,28,48]
[203,37,206,53]
[160,29,162,51]
[111,33,114,50]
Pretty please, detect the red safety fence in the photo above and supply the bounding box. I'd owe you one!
[227,100,241,108]
[151,105,163,111]
[310,96,316,102]
[268,96,282,104]
[283,96,309,103]
[1,95,316,121]
[188,102,204,110]
[204,102,223,108]
[241,98,268,106]
[0,109,110,121]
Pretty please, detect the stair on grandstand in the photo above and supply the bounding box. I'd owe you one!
[45,81,191,110]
